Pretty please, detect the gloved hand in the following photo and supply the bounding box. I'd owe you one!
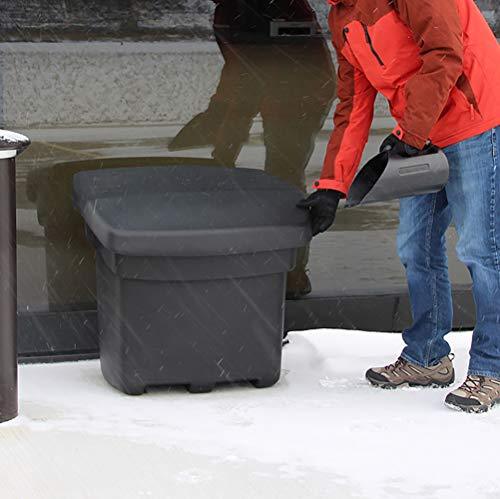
[297,189,342,237]
[380,134,423,157]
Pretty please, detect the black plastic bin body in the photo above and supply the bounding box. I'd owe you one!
[73,166,311,394]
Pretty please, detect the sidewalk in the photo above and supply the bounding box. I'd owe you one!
[2,329,499,499]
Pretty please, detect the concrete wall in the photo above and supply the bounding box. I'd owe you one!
[0,1,215,40]
[0,42,223,128]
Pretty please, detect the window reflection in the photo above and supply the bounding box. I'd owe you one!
[25,157,218,311]
[170,0,336,297]
[13,0,475,316]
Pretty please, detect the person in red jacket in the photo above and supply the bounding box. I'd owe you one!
[299,0,500,412]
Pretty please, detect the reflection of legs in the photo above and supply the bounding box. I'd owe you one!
[169,38,262,157]
[259,40,334,192]
[262,105,324,189]
[262,99,331,297]
[211,42,263,167]
[258,38,335,297]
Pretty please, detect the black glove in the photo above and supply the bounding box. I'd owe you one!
[297,190,342,237]
[380,134,423,157]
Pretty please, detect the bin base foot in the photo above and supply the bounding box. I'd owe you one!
[187,384,215,394]
[121,385,146,396]
[0,411,18,424]
[252,373,280,389]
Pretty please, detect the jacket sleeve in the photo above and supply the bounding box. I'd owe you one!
[393,0,464,149]
[316,50,377,196]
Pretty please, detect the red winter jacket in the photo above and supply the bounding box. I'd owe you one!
[316,0,500,195]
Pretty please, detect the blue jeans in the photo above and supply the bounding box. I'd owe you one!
[398,126,500,378]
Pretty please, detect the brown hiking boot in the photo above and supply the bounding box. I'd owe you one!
[286,270,312,300]
[366,356,455,389]
[445,375,500,413]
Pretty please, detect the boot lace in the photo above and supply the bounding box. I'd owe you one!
[387,357,406,373]
[461,375,484,395]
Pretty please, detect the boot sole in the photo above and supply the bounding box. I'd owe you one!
[366,372,455,390]
[445,397,500,414]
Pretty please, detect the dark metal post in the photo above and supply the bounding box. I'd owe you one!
[0,130,30,424]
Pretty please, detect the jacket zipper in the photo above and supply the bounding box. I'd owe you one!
[362,25,385,67]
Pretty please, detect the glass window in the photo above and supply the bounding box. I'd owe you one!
[4,0,490,348]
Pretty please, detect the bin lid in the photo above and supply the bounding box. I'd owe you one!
[73,166,311,257]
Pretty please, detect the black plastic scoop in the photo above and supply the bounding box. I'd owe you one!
[346,148,449,207]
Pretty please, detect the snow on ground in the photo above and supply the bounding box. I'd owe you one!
[2,330,500,499]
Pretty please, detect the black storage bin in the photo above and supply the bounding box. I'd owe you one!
[73,166,311,395]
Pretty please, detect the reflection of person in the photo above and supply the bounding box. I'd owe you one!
[299,0,500,412]
[26,157,218,311]
[170,0,336,299]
